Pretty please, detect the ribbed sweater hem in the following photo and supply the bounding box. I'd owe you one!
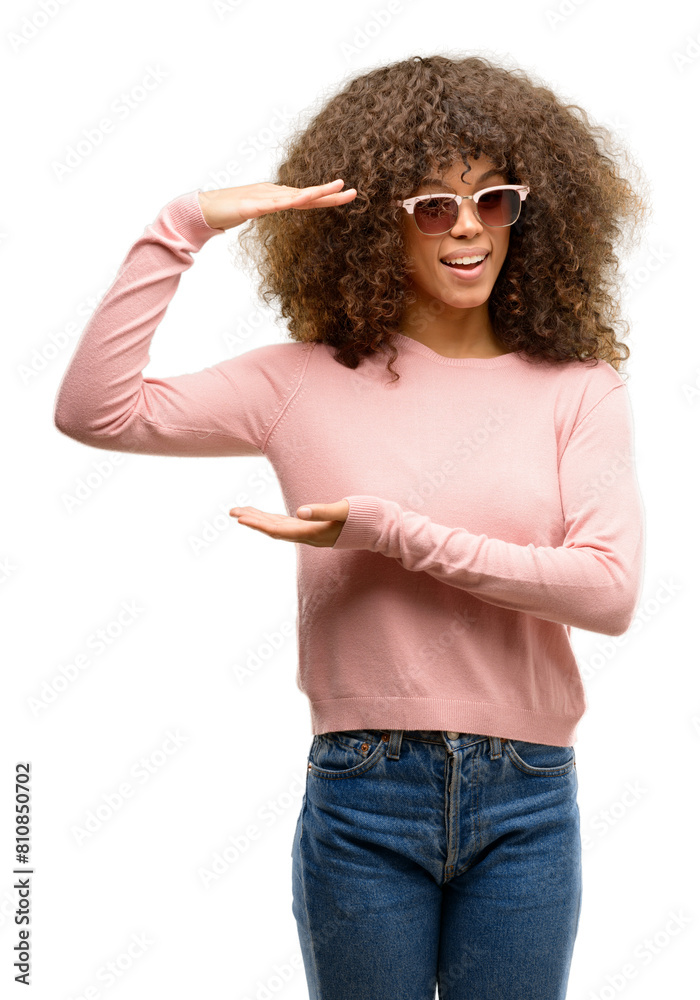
[308,696,580,747]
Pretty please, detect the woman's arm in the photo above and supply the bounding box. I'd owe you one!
[53,179,356,457]
[52,191,279,456]
[332,383,645,636]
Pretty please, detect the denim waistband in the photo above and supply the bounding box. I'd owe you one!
[377,729,492,744]
[364,730,503,761]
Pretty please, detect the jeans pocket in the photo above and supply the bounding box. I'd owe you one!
[308,730,387,779]
[504,739,576,776]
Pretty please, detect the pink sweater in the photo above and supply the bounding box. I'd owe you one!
[54,190,646,746]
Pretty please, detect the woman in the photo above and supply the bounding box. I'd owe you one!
[54,54,648,999]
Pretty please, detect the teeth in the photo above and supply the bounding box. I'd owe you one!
[443,254,487,265]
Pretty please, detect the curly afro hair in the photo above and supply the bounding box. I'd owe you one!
[234,53,650,384]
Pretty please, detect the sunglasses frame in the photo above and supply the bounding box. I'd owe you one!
[395,185,530,233]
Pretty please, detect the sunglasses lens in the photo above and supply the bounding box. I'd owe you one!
[413,190,522,233]
[413,197,458,234]
[477,189,521,227]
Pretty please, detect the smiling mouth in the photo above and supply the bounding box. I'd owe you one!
[441,253,489,270]
[439,254,490,280]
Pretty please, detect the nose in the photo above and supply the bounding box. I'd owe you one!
[449,197,483,237]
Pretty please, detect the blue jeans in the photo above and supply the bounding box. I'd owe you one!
[291,729,582,999]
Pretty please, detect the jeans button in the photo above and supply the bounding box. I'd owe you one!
[446,731,460,739]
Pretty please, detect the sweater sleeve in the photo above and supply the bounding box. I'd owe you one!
[332,383,645,636]
[53,190,299,457]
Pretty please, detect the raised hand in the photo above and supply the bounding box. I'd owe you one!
[197,178,357,231]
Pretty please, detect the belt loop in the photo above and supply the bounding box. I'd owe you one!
[387,730,403,760]
[489,735,503,759]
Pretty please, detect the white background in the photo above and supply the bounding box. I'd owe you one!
[2,0,699,997]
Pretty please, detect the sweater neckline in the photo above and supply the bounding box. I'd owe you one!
[392,332,524,368]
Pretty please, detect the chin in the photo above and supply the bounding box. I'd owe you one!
[438,284,493,306]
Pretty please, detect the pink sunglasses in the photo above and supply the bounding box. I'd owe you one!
[395,185,530,234]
